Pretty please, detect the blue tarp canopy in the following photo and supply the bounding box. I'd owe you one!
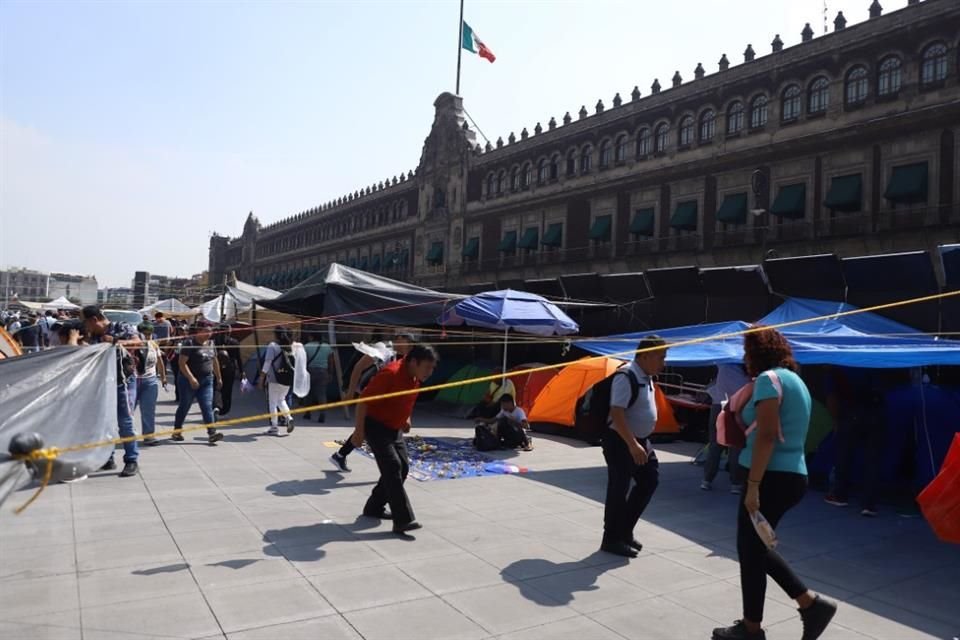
[576,297,960,368]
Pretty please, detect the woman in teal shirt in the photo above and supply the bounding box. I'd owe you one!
[713,328,836,640]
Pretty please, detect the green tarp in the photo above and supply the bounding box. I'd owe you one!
[824,174,862,212]
[884,162,928,204]
[716,193,748,223]
[588,215,612,241]
[771,183,806,218]
[670,201,698,231]
[498,230,518,253]
[519,228,539,250]
[435,364,493,405]
[630,208,655,236]
[542,223,563,247]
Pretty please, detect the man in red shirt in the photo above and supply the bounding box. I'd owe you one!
[352,344,438,535]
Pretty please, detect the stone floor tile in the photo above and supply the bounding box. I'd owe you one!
[203,577,334,633]
[443,583,578,636]
[345,596,488,640]
[309,565,432,613]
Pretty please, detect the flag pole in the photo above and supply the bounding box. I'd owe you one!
[456,0,464,95]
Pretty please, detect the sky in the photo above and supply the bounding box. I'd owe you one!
[0,0,894,288]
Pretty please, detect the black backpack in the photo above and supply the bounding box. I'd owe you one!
[587,367,642,427]
[271,347,295,386]
[473,423,500,451]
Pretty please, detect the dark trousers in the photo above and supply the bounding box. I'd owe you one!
[338,392,361,457]
[704,403,743,484]
[737,467,809,622]
[497,417,529,449]
[301,368,328,419]
[363,418,415,525]
[832,414,885,508]
[602,432,659,543]
[214,368,236,416]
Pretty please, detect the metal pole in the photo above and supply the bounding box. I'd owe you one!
[456,0,464,95]
[329,320,350,420]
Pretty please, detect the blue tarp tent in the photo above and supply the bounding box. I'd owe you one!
[577,297,960,368]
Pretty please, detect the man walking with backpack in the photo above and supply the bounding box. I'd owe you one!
[259,326,297,436]
[601,335,668,558]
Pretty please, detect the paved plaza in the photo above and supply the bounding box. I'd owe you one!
[1,387,957,640]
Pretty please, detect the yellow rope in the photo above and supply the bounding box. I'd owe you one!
[11,288,960,513]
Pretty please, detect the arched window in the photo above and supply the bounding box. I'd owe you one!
[878,56,902,96]
[749,95,768,128]
[808,76,829,114]
[678,116,694,147]
[580,145,593,173]
[727,101,744,134]
[496,170,506,194]
[654,123,669,153]
[781,84,801,121]
[537,159,548,185]
[566,150,576,176]
[522,162,533,189]
[920,43,948,85]
[511,167,521,191]
[699,109,716,142]
[614,134,627,163]
[636,128,652,157]
[550,154,560,180]
[845,66,869,105]
[485,173,494,196]
[599,140,612,168]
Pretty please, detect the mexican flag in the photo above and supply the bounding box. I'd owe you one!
[462,22,495,63]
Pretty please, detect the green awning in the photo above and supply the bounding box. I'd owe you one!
[542,223,563,247]
[824,175,862,212]
[588,215,612,241]
[371,254,382,271]
[716,193,748,224]
[884,162,928,204]
[426,241,444,264]
[359,256,369,270]
[518,228,539,250]
[670,201,698,231]
[630,208,655,236]
[770,183,806,219]
[498,230,518,253]
[462,237,480,258]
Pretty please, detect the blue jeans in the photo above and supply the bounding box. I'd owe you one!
[116,378,139,463]
[175,374,215,428]
[137,376,159,437]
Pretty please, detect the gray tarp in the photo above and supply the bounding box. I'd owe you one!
[0,345,117,508]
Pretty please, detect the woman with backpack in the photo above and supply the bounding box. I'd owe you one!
[259,326,297,436]
[712,327,836,640]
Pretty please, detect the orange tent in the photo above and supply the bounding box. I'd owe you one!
[0,326,21,359]
[527,357,680,433]
[508,364,559,414]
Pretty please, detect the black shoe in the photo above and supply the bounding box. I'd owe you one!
[363,509,394,520]
[100,457,117,471]
[393,521,422,535]
[330,453,350,472]
[712,621,766,640]
[800,596,837,640]
[317,415,325,423]
[171,431,185,442]
[600,541,638,558]
[143,438,161,447]
[625,538,643,552]
[286,418,295,434]
[119,461,139,478]
[207,430,224,445]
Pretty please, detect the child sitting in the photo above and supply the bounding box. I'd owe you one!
[476,394,533,451]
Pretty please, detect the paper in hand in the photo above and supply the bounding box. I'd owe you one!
[750,511,778,550]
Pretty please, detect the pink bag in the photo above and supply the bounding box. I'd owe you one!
[716,370,783,448]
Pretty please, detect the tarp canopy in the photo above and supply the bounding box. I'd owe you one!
[0,346,116,508]
[138,298,191,316]
[255,263,462,327]
[576,297,960,368]
[195,280,281,324]
[439,289,579,337]
[43,296,80,311]
[435,364,494,406]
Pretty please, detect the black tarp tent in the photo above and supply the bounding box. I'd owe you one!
[254,263,463,326]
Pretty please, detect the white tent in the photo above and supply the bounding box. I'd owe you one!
[194,280,281,323]
[138,298,192,316]
[42,296,80,311]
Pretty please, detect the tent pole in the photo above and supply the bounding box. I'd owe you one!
[329,320,350,420]
[502,327,509,382]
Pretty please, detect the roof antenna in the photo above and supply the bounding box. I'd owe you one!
[823,0,828,34]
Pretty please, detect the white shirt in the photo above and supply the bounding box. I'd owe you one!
[496,406,527,425]
[609,360,658,440]
[708,364,751,405]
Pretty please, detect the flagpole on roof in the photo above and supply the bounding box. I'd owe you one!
[456,0,464,95]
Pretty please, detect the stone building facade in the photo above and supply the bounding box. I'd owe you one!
[210,0,960,297]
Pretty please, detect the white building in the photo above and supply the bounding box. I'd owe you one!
[48,273,99,305]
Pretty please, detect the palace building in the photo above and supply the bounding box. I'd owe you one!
[209,0,960,302]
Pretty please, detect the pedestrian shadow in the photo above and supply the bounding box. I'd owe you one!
[266,472,374,497]
[501,553,629,606]
[132,563,190,576]
[262,517,407,562]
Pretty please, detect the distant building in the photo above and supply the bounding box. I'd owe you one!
[98,287,135,308]
[131,271,211,308]
[48,273,99,305]
[210,1,960,295]
[1,267,49,302]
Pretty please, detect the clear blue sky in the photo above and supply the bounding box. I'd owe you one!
[1,0,888,287]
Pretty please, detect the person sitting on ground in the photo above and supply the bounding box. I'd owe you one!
[475,393,533,451]
[466,376,516,420]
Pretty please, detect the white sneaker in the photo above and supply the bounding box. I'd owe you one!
[700,481,712,491]
[265,426,279,436]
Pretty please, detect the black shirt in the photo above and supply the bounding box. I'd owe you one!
[215,337,243,374]
[180,338,216,377]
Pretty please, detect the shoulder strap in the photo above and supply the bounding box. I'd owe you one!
[612,369,642,408]
[762,370,784,404]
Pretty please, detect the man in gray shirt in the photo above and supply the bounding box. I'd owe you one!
[601,335,668,558]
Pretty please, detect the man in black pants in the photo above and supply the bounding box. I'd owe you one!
[213,324,244,417]
[349,344,437,535]
[601,335,667,558]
